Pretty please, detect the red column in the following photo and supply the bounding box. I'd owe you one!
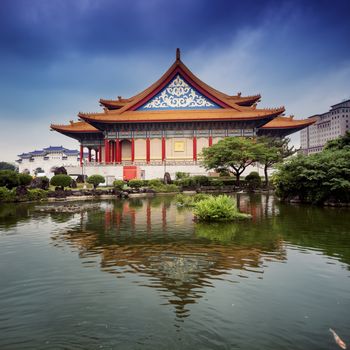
[119,141,122,163]
[193,136,197,161]
[209,135,213,147]
[115,138,119,163]
[131,138,135,163]
[80,145,83,166]
[111,142,115,163]
[98,145,102,163]
[162,137,166,161]
[104,139,109,163]
[88,148,92,162]
[146,138,150,164]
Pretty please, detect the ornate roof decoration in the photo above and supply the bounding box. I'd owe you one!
[51,48,316,138]
[137,74,221,111]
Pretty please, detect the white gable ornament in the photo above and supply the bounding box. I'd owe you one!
[140,74,219,109]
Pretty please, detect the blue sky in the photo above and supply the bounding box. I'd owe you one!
[0,0,349,162]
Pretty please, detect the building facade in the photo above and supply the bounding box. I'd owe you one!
[51,49,315,180]
[301,99,350,155]
[17,146,81,178]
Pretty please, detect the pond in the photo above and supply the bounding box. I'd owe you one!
[0,194,349,350]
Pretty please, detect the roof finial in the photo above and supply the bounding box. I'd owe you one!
[176,48,181,61]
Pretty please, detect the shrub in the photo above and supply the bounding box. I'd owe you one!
[128,179,144,189]
[0,170,19,189]
[113,180,125,191]
[245,171,261,191]
[176,177,196,188]
[87,175,105,189]
[18,173,33,186]
[210,179,224,187]
[150,183,179,193]
[50,174,72,190]
[192,175,211,186]
[175,172,190,180]
[27,189,47,201]
[0,187,16,202]
[194,195,251,222]
[148,179,163,187]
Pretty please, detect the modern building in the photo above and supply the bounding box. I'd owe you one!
[17,146,82,178]
[51,49,314,180]
[301,99,350,155]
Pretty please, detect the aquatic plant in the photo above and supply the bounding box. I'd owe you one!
[175,193,210,207]
[193,195,251,222]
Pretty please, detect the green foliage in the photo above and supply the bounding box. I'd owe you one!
[113,180,125,191]
[27,189,47,201]
[324,130,350,151]
[273,145,350,203]
[217,168,230,177]
[148,179,163,187]
[175,172,190,180]
[175,177,195,188]
[201,137,263,184]
[175,193,211,207]
[194,195,251,222]
[210,179,224,187]
[0,170,19,189]
[0,187,16,202]
[50,174,72,189]
[245,171,261,191]
[128,179,144,189]
[18,173,32,186]
[256,136,296,186]
[192,175,211,186]
[150,183,179,193]
[0,162,16,171]
[87,175,105,189]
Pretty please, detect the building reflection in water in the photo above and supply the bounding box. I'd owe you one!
[51,195,286,319]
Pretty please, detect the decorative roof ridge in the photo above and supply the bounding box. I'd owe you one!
[260,115,317,129]
[106,50,244,113]
[229,93,261,99]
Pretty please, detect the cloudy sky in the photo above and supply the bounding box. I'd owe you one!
[0,0,349,162]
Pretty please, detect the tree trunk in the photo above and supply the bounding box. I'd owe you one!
[264,164,269,187]
[235,173,240,187]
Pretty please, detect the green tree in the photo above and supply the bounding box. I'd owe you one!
[273,147,350,204]
[324,130,350,151]
[257,137,296,186]
[18,173,33,186]
[50,174,72,190]
[0,162,16,171]
[201,137,263,185]
[0,170,19,189]
[87,175,105,189]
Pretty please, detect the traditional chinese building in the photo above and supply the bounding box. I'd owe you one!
[51,49,315,180]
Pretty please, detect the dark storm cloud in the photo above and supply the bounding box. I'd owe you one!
[0,0,274,62]
[0,0,350,162]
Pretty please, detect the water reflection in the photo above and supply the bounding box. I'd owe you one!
[1,195,349,321]
[49,196,287,319]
